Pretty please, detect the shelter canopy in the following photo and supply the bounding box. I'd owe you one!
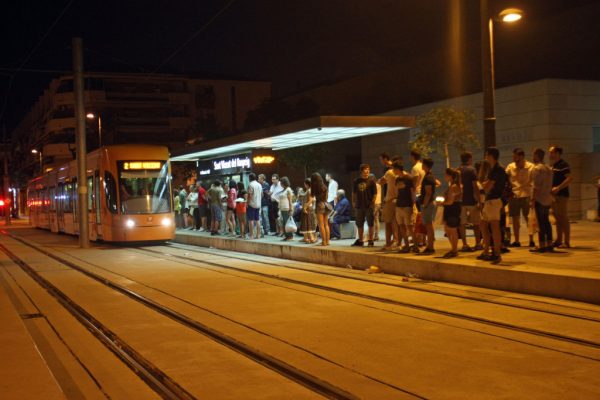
[170,115,415,161]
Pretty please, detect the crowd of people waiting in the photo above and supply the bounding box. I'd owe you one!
[172,145,574,265]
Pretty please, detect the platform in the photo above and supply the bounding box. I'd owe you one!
[174,221,600,305]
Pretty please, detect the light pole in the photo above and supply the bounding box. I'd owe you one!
[86,113,103,147]
[480,2,523,148]
[31,149,43,173]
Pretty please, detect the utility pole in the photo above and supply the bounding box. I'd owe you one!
[2,125,10,226]
[73,37,89,248]
[480,0,496,148]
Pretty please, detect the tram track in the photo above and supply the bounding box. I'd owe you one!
[130,245,600,353]
[0,230,395,400]
[164,242,600,322]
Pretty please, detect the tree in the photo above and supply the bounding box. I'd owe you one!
[410,106,478,168]
[278,144,326,179]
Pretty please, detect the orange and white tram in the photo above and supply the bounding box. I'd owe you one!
[27,145,175,242]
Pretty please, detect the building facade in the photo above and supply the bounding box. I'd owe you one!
[11,72,271,178]
[362,79,600,219]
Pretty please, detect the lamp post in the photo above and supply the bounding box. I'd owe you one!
[86,113,103,147]
[480,1,523,148]
[31,149,43,173]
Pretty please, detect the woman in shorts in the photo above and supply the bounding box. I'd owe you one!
[442,168,462,258]
[235,182,248,239]
[226,180,237,236]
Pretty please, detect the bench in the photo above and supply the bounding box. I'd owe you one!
[339,221,357,239]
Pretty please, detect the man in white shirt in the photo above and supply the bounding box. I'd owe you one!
[378,161,400,250]
[530,148,554,252]
[506,148,534,247]
[269,174,284,235]
[410,150,426,194]
[247,173,263,240]
[326,173,338,205]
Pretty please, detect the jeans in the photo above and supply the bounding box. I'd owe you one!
[260,205,270,235]
[281,210,292,238]
[535,202,552,246]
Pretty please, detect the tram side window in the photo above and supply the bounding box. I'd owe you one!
[42,188,48,213]
[104,171,118,214]
[64,182,73,212]
[87,177,94,211]
[72,179,78,216]
[57,183,64,212]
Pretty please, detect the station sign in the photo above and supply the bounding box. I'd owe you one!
[197,153,252,176]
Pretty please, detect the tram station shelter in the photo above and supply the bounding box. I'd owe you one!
[170,115,416,187]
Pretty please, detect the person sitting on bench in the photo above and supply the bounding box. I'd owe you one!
[329,190,351,240]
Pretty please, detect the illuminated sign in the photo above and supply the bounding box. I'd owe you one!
[212,156,251,171]
[123,161,163,170]
[199,169,211,176]
[253,155,275,164]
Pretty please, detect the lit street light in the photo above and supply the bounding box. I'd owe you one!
[86,112,103,147]
[480,2,524,148]
[31,148,43,173]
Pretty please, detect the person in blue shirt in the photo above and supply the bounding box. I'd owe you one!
[329,189,351,240]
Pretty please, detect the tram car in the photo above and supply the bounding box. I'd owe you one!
[27,145,175,242]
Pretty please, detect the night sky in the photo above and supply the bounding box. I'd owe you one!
[2,0,599,133]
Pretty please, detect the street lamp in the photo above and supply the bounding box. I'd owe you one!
[31,149,43,173]
[86,112,103,147]
[480,2,523,148]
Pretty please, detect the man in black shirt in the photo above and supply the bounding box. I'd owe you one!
[419,158,437,254]
[478,147,506,264]
[395,164,418,253]
[352,164,377,247]
[549,146,572,248]
[458,152,482,251]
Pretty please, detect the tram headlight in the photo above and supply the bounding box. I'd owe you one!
[161,218,171,226]
[125,219,135,228]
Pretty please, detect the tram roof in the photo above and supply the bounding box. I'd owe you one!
[170,115,415,161]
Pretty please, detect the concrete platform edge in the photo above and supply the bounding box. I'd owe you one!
[173,234,600,305]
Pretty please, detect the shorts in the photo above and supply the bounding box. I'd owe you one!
[355,207,375,228]
[395,207,414,226]
[246,206,260,221]
[382,199,396,224]
[509,197,530,218]
[460,205,481,225]
[211,204,223,221]
[421,203,436,224]
[198,203,207,217]
[443,203,461,228]
[482,198,503,222]
[236,211,247,225]
[227,206,235,212]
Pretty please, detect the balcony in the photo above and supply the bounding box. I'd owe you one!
[45,117,76,136]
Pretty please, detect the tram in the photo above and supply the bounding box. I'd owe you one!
[27,145,175,242]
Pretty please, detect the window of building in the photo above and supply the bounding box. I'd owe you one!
[195,85,216,109]
[593,126,600,152]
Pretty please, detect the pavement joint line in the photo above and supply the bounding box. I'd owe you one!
[134,246,600,352]
[162,243,600,323]
[0,240,198,400]
[1,230,374,400]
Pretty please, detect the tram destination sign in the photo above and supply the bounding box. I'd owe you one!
[197,153,252,176]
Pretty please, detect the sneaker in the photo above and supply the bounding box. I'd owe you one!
[442,251,458,259]
[368,240,375,247]
[411,245,420,253]
[528,240,536,248]
[509,242,521,247]
[351,240,364,247]
[399,245,410,254]
[488,254,502,264]
[460,245,473,253]
[477,252,491,261]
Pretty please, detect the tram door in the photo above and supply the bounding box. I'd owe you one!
[57,183,65,232]
[94,172,103,238]
[87,176,98,241]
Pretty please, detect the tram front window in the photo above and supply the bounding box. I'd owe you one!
[118,161,171,214]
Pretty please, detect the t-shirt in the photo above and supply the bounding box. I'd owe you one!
[179,189,187,208]
[352,176,377,209]
[420,173,436,205]
[261,181,271,207]
[486,163,507,201]
[207,186,224,206]
[531,163,554,206]
[396,175,415,208]
[278,187,293,211]
[197,187,207,206]
[506,161,533,198]
[552,159,571,197]
[227,188,237,208]
[248,180,263,208]
[383,169,398,202]
[327,179,338,203]
[411,162,426,193]
[458,165,478,206]
[270,182,284,203]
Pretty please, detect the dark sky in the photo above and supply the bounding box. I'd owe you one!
[2,0,599,132]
